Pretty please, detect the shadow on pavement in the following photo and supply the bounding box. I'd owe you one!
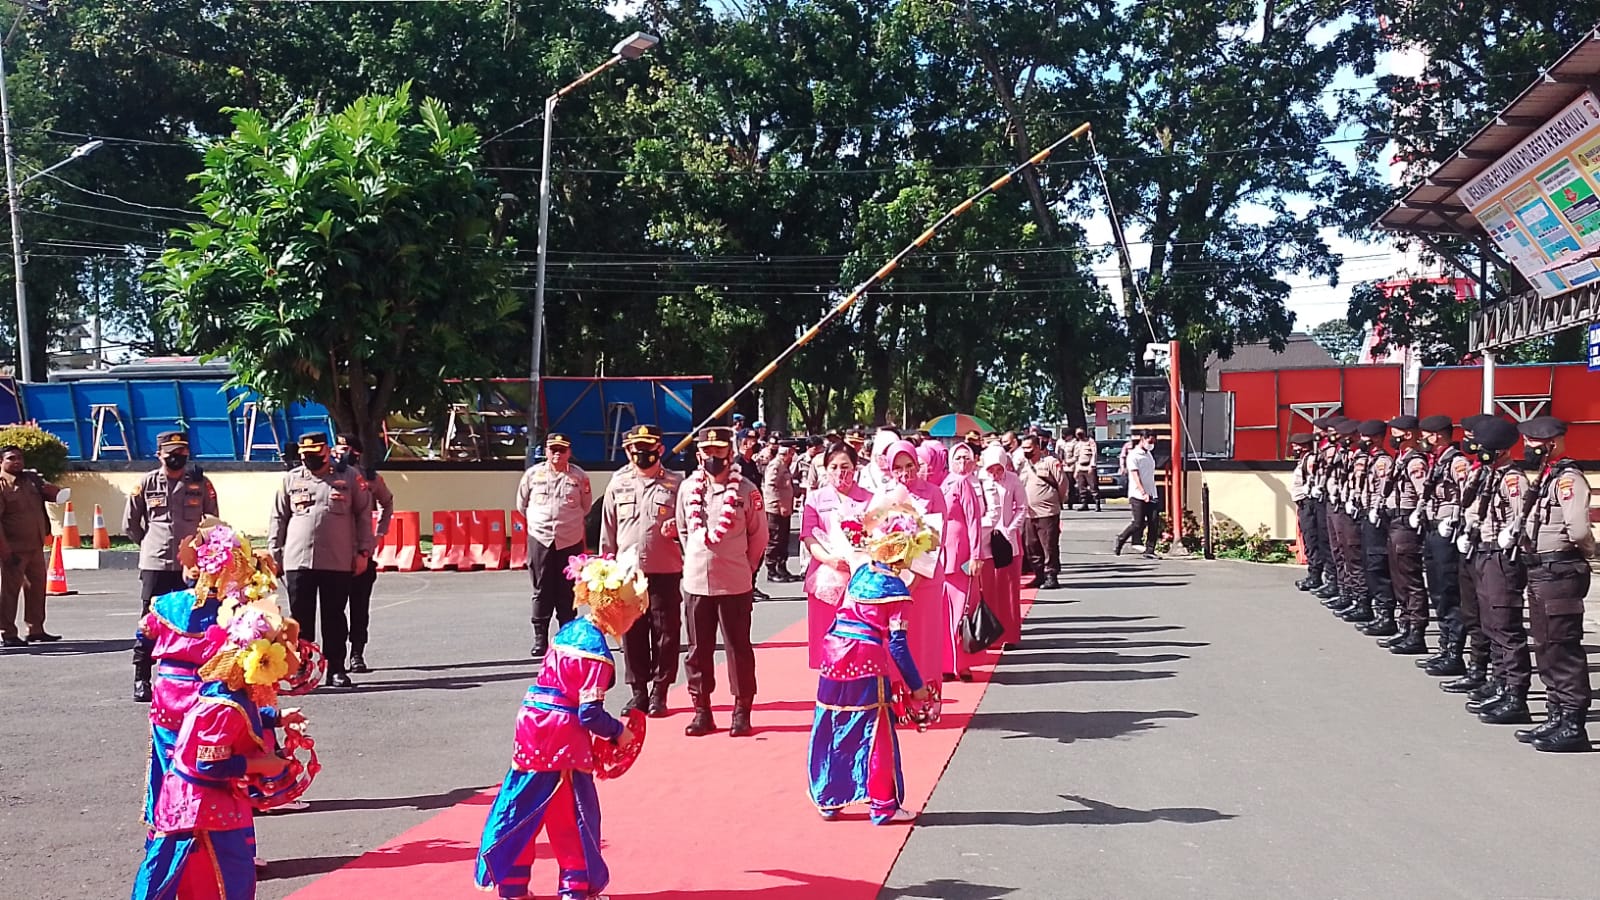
[1000,650,1191,667]
[8,638,127,656]
[916,793,1234,827]
[880,877,1020,899]
[988,668,1177,687]
[1062,580,1191,590]
[301,785,489,813]
[970,708,1196,743]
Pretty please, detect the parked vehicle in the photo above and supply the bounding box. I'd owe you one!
[1095,438,1128,499]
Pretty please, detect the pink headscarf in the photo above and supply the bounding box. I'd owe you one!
[885,440,921,485]
[917,440,948,484]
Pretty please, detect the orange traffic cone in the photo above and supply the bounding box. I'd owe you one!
[61,501,81,548]
[92,504,111,550]
[47,535,75,596]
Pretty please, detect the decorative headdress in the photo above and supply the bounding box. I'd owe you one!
[182,517,279,608]
[190,518,301,707]
[858,498,939,572]
[564,547,650,638]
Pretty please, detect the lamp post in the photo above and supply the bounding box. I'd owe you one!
[526,31,658,463]
[1,22,103,382]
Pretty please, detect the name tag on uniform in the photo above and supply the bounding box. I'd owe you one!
[813,491,839,513]
[149,494,167,508]
[618,500,636,519]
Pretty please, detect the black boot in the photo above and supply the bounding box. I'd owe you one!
[1337,601,1372,623]
[133,679,153,703]
[1377,625,1412,648]
[729,703,753,737]
[1424,640,1466,676]
[622,685,649,715]
[530,622,550,661]
[1358,610,1397,636]
[1314,583,1341,601]
[1387,627,1428,655]
[1042,575,1060,590]
[1478,689,1531,725]
[647,684,669,719]
[1441,657,1488,693]
[1321,590,1348,608]
[684,703,716,737]
[1533,707,1592,753]
[349,645,369,673]
[1464,678,1504,711]
[1516,704,1567,744]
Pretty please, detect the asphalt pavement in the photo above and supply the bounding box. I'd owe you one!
[6,513,1599,900]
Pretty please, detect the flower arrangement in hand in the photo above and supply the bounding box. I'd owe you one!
[563,547,651,639]
[859,499,939,574]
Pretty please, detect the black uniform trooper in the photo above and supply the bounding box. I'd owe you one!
[1308,416,1340,595]
[1354,418,1397,637]
[1329,419,1371,619]
[1441,414,1497,694]
[1314,416,1351,604]
[1462,416,1534,726]
[1512,415,1595,752]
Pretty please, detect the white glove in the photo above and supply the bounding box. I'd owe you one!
[1368,509,1380,526]
[53,487,70,504]
[1497,528,1516,550]
[1438,518,1455,539]
[1346,500,1358,517]
[1311,485,1323,500]
[1408,509,1422,530]
[1456,534,1472,555]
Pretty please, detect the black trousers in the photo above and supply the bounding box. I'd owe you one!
[1331,510,1366,603]
[1475,552,1530,692]
[1024,514,1061,576]
[133,569,188,679]
[529,539,581,648]
[1297,500,1325,578]
[623,572,684,690]
[765,512,791,570]
[1527,559,1593,711]
[348,557,378,651]
[1314,501,1336,582]
[1387,520,1428,629]
[1361,518,1393,612]
[286,569,354,675]
[685,592,756,705]
[1118,498,1161,551]
[1458,547,1489,663]
[1423,531,1463,647]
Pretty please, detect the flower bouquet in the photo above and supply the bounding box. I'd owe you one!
[563,548,651,638]
[859,487,941,579]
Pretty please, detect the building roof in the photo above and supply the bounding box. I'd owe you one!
[1379,27,1600,237]
[1204,333,1336,389]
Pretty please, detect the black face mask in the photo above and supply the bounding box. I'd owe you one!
[301,453,326,470]
[1477,448,1496,465]
[1388,436,1403,450]
[702,456,728,477]
[1462,439,1479,455]
[163,453,189,471]
[1523,445,1550,471]
[631,450,660,469]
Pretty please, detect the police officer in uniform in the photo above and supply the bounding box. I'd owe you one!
[675,426,768,738]
[1512,416,1594,752]
[124,431,218,701]
[1461,417,1533,725]
[334,434,394,673]
[1415,415,1468,677]
[600,425,683,718]
[268,432,374,688]
[1328,419,1370,618]
[1354,419,1397,637]
[1289,433,1323,592]
[762,440,798,582]
[1311,416,1346,603]
[1442,415,1497,693]
[0,445,66,647]
[515,433,592,661]
[1380,415,1430,655]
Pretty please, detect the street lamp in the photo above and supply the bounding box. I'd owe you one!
[0,25,104,381]
[526,31,659,463]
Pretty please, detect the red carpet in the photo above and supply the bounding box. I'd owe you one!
[286,593,1032,900]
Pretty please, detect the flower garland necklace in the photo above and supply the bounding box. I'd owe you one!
[687,471,740,544]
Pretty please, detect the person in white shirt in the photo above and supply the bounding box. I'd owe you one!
[1116,430,1161,558]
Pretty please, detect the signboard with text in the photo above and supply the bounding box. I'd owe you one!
[1460,93,1600,299]
[1588,322,1600,371]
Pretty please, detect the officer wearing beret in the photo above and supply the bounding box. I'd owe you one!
[1377,415,1430,655]
[1414,416,1468,677]
[1309,416,1343,602]
[1289,433,1324,592]
[268,431,374,688]
[1441,414,1498,693]
[1461,417,1533,725]
[123,431,218,701]
[515,433,592,661]
[676,426,768,738]
[333,434,394,674]
[1327,419,1371,618]
[1350,419,1399,637]
[1513,416,1595,752]
[600,425,683,718]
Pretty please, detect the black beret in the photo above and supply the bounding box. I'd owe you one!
[1387,414,1419,430]
[1333,419,1361,436]
[1517,415,1568,440]
[1460,414,1489,433]
[1417,415,1452,434]
[1477,417,1519,452]
[1357,419,1386,437]
[1288,433,1313,446]
[1311,416,1331,428]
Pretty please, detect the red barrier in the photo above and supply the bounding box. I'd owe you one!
[372,512,400,569]
[426,511,471,571]
[390,511,423,572]
[510,511,529,570]
[470,509,508,570]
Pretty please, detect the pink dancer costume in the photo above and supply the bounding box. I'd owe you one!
[801,479,875,669]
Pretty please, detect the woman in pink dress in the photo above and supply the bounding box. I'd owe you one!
[979,444,1027,647]
[916,439,947,486]
[940,442,987,680]
[800,443,876,669]
[877,441,946,683]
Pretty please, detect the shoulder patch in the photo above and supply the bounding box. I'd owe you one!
[751,491,764,512]
[1406,458,1427,476]
[1558,475,1576,502]
[1504,473,1521,499]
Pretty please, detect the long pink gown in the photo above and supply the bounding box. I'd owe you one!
[801,481,875,669]
[877,442,947,684]
[979,448,1027,645]
[941,467,986,676]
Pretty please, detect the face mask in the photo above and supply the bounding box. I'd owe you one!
[1389,436,1403,450]
[1477,449,1496,465]
[630,450,660,469]
[301,453,326,470]
[953,456,975,475]
[702,456,728,477]
[1524,445,1550,470]
[163,453,189,470]
[826,468,855,490]
[894,467,916,485]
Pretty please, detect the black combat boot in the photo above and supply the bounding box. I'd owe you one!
[1424,639,1466,676]
[1387,627,1428,655]
[729,702,753,738]
[622,685,649,715]
[1337,600,1372,623]
[647,684,669,718]
[1477,688,1531,725]
[1441,656,1488,693]
[1516,704,1566,744]
[1358,609,1397,637]
[1464,678,1504,711]
[133,679,153,703]
[684,703,716,737]
[1377,624,1412,648]
[1314,581,1341,601]
[1532,707,1592,753]
[530,622,550,661]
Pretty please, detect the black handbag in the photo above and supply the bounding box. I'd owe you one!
[959,575,1005,654]
[988,529,1014,568]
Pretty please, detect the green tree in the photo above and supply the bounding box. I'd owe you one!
[151,86,521,455]
[1308,317,1363,365]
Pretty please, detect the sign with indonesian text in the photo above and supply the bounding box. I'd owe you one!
[1460,93,1600,299]
[1588,322,1600,371]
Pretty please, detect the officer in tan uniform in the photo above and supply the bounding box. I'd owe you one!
[675,426,768,738]
[1354,419,1396,636]
[0,444,65,646]
[124,431,218,700]
[514,432,591,661]
[1069,428,1099,512]
[334,434,394,674]
[762,440,797,583]
[600,425,683,718]
[268,432,374,687]
[1512,416,1595,752]
[1461,417,1533,725]
[1380,415,1430,655]
[1415,415,1468,677]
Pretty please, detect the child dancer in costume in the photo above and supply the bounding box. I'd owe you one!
[808,501,937,824]
[476,551,648,900]
[132,532,303,900]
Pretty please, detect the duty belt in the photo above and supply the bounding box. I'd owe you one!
[1533,549,1585,565]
